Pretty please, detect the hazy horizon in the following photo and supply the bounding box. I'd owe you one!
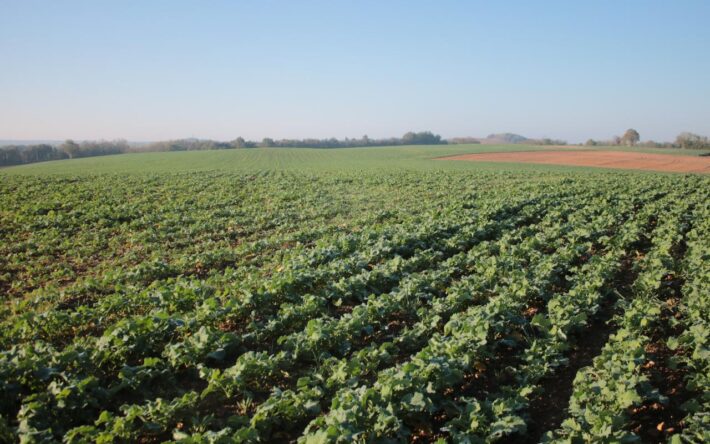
[2,1,709,144]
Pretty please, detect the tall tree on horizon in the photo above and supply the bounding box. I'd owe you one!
[621,129,640,146]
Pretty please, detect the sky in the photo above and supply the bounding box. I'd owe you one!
[1,0,709,143]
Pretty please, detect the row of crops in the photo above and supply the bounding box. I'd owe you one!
[0,170,708,443]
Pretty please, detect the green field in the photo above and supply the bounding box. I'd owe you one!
[4,144,709,175]
[1,146,708,443]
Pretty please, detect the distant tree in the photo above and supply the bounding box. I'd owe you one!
[60,140,81,158]
[24,144,54,163]
[231,137,247,148]
[675,132,710,149]
[621,129,640,146]
[401,132,416,144]
[260,138,275,148]
[401,131,443,145]
[585,139,598,146]
[0,146,22,165]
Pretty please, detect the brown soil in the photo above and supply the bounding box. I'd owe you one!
[439,151,710,173]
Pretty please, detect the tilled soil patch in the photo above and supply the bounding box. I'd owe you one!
[439,151,710,173]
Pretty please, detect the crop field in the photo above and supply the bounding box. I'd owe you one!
[1,146,709,443]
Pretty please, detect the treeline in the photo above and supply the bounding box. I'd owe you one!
[674,132,710,149]
[0,140,129,167]
[0,132,445,167]
[527,138,568,146]
[447,137,481,145]
[61,140,129,158]
[447,134,568,145]
[0,144,65,166]
[144,131,444,151]
[585,130,710,149]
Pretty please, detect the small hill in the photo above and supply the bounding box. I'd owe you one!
[483,133,529,144]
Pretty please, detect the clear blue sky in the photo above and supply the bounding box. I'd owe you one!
[1,0,709,143]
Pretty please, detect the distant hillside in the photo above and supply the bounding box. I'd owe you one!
[483,133,529,144]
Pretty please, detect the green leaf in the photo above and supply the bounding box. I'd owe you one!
[619,390,641,407]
